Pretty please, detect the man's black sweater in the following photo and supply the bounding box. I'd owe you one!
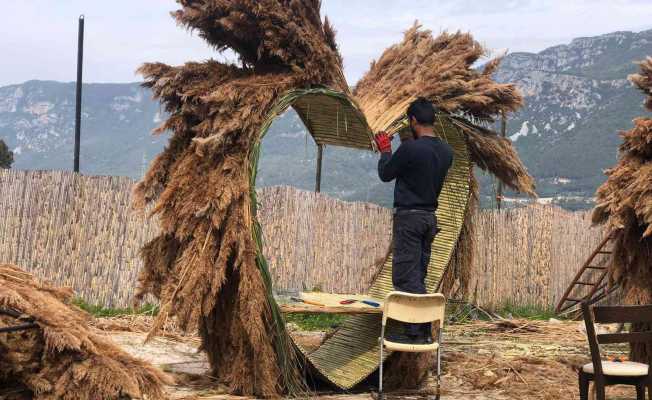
[378,136,453,211]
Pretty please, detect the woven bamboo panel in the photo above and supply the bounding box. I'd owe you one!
[292,93,373,150]
[258,186,392,293]
[468,205,607,309]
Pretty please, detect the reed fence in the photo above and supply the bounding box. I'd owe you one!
[469,205,606,309]
[257,185,391,293]
[0,170,158,307]
[0,170,606,310]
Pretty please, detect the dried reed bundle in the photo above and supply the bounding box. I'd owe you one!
[353,23,534,196]
[172,0,345,86]
[453,117,536,196]
[0,264,170,399]
[354,24,521,124]
[133,1,345,396]
[593,57,652,361]
[628,57,652,111]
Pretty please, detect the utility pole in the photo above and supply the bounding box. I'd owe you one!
[73,15,84,173]
[315,144,323,192]
[497,111,506,210]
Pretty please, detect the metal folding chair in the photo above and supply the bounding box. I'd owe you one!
[378,291,446,399]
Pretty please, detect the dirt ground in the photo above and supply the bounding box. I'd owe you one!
[92,316,638,399]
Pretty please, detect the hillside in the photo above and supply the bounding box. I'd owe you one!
[493,29,652,208]
[1,29,652,209]
[0,80,166,177]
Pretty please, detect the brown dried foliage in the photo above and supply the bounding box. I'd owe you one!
[355,24,523,122]
[0,264,170,400]
[135,64,296,398]
[171,0,346,87]
[133,1,345,397]
[629,57,652,111]
[353,23,534,196]
[458,118,536,196]
[445,352,582,400]
[593,57,652,361]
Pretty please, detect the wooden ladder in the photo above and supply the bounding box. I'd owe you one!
[555,232,618,315]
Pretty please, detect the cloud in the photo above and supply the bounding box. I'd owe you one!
[0,0,650,86]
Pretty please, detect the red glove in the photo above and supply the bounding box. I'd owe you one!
[374,132,392,153]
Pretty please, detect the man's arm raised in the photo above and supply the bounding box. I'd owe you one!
[376,132,407,182]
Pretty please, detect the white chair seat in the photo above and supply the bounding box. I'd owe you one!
[382,339,439,353]
[582,361,649,377]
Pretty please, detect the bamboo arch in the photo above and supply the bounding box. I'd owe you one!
[251,88,471,389]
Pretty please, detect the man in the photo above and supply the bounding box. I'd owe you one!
[374,97,453,344]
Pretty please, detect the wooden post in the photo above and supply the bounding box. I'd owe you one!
[315,144,323,192]
[74,15,84,173]
[497,112,506,210]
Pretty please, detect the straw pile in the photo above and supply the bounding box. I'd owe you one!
[0,264,170,399]
[133,1,347,397]
[593,57,652,360]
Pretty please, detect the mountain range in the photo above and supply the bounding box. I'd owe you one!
[0,80,165,177]
[493,29,652,208]
[1,28,652,209]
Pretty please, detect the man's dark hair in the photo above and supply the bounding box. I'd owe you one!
[406,97,436,125]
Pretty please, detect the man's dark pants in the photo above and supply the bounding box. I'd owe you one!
[392,209,438,338]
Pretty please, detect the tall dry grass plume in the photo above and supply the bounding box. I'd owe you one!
[133,0,346,396]
[593,57,652,361]
[0,264,170,399]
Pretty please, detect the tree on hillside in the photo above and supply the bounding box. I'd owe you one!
[0,139,13,169]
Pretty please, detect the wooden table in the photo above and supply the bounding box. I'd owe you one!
[276,292,384,314]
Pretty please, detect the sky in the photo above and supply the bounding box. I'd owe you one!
[1,0,652,87]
